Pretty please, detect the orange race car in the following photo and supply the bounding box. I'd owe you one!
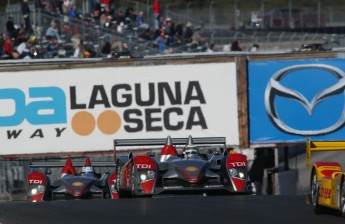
[306,137,345,217]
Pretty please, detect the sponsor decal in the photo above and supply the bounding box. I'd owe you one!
[29,179,43,184]
[228,162,246,167]
[265,64,345,136]
[0,63,239,153]
[320,186,331,199]
[72,182,84,187]
[136,164,151,169]
[185,166,198,172]
[1,82,207,139]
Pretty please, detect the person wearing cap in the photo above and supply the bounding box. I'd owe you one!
[46,20,61,41]
[184,21,193,43]
[164,17,175,45]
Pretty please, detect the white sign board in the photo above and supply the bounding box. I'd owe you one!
[0,62,238,155]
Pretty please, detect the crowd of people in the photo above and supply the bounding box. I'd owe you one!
[0,0,259,60]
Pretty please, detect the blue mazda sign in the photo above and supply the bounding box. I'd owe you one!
[249,59,345,144]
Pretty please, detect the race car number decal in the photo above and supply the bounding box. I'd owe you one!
[136,164,151,169]
[320,187,331,199]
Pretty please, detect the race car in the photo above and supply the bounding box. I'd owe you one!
[113,135,253,197]
[27,156,118,202]
[306,137,345,216]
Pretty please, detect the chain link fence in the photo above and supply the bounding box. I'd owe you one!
[1,1,345,56]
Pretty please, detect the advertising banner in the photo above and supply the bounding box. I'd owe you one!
[249,58,345,144]
[0,62,238,155]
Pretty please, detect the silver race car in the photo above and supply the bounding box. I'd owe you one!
[114,136,254,197]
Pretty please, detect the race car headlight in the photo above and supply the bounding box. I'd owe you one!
[138,170,155,182]
[31,185,45,195]
[229,168,246,179]
[110,184,116,192]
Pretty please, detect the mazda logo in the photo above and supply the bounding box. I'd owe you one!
[264,64,345,135]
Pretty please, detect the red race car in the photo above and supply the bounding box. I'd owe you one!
[113,135,254,197]
[27,156,118,202]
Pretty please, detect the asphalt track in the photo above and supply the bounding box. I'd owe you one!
[0,195,343,224]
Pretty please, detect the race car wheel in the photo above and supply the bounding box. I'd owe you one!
[340,176,345,217]
[311,169,322,214]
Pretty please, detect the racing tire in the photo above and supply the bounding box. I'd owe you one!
[311,169,323,214]
[340,176,345,217]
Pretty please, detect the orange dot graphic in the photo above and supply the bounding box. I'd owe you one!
[72,111,96,136]
[97,110,121,135]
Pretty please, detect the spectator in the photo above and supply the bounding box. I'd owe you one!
[101,0,111,10]
[46,20,61,41]
[164,17,175,45]
[206,43,215,53]
[21,0,33,34]
[114,10,125,26]
[100,7,112,28]
[191,26,206,47]
[50,0,63,15]
[137,11,149,30]
[73,37,87,58]
[0,33,5,57]
[47,37,60,58]
[139,28,151,41]
[3,37,20,59]
[16,38,34,59]
[35,0,47,11]
[154,27,167,53]
[69,4,80,19]
[62,0,72,14]
[125,6,136,25]
[6,16,16,38]
[231,39,243,51]
[175,24,184,44]
[13,30,27,48]
[184,21,193,43]
[152,0,160,29]
[101,41,112,58]
[250,43,259,52]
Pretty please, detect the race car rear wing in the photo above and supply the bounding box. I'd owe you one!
[113,137,226,147]
[113,136,227,159]
[29,161,116,168]
[306,137,345,168]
